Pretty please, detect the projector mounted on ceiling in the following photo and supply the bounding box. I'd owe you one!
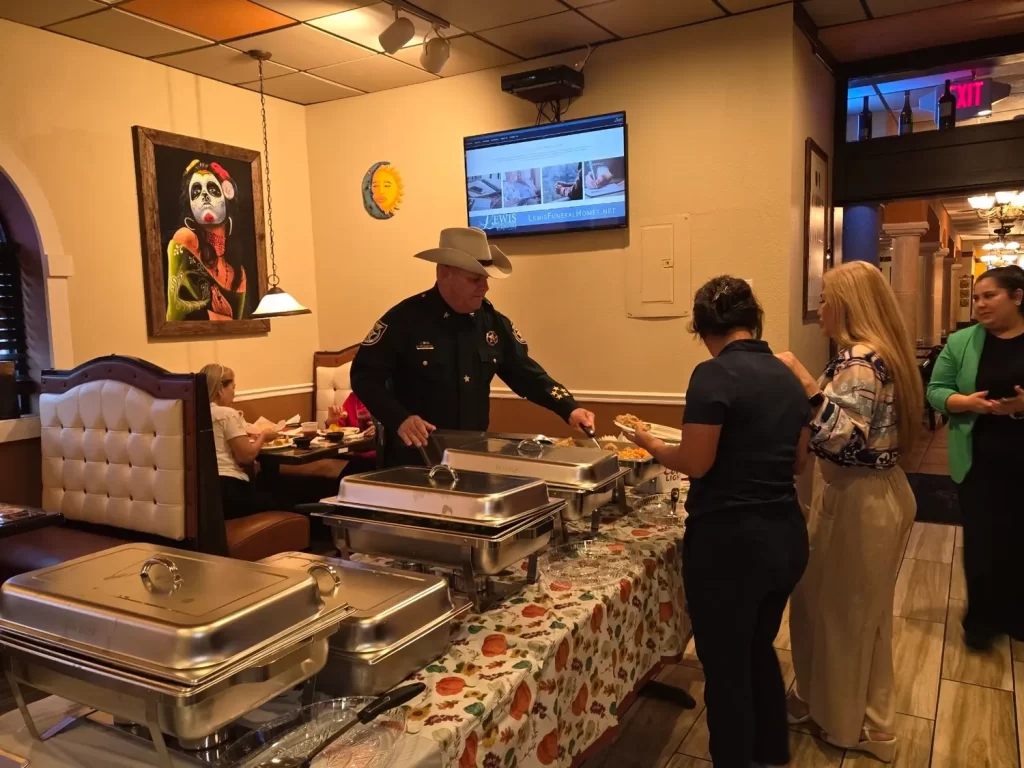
[500,65,585,105]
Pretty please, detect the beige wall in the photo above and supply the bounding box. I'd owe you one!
[0,19,319,392]
[788,30,834,375]
[306,5,831,395]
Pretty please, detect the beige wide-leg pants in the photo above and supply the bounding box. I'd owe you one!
[790,459,916,747]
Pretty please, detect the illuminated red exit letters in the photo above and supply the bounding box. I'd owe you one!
[951,81,984,109]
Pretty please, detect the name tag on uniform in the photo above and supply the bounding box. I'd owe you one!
[416,342,434,351]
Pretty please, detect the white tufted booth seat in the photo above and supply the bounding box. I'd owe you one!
[40,379,186,541]
[315,363,352,425]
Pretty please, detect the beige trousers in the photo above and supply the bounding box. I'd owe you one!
[790,458,916,746]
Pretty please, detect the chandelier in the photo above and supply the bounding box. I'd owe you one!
[968,190,1024,224]
[979,223,1021,267]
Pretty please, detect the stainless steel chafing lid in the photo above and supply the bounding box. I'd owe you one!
[0,543,328,672]
[258,552,452,654]
[335,466,551,525]
[442,438,622,488]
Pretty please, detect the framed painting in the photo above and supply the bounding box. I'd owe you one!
[133,126,270,338]
[802,138,830,323]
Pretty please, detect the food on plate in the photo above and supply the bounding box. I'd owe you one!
[617,447,652,461]
[327,424,344,433]
[615,413,648,431]
[265,437,291,448]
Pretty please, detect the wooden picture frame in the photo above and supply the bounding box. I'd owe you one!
[133,126,270,338]
[803,138,830,323]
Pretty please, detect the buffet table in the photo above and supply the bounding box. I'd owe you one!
[354,509,689,768]
[0,512,688,768]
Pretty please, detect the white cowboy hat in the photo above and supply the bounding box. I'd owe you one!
[414,227,512,279]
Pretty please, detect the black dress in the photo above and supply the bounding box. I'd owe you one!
[959,330,1024,642]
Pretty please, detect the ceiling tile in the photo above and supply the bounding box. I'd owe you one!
[801,0,867,27]
[0,0,104,27]
[120,0,293,40]
[580,0,722,38]
[155,44,295,83]
[392,34,519,76]
[49,8,211,57]
[241,71,362,102]
[310,2,463,52]
[479,11,611,59]
[717,0,784,10]
[227,24,373,69]
[249,0,373,21]
[401,0,566,33]
[866,0,968,17]
[311,53,438,91]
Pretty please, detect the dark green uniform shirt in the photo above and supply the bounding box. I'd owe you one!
[351,285,580,466]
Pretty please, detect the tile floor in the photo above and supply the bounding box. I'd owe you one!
[586,428,1024,767]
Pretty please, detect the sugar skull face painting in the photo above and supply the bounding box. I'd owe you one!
[133,126,269,338]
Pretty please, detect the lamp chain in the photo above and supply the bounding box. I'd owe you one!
[258,58,279,289]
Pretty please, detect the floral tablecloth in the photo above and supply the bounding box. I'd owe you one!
[355,507,689,768]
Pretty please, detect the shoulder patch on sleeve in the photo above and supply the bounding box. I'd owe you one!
[362,320,388,346]
[512,323,526,345]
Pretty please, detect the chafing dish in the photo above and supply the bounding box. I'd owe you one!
[546,437,664,486]
[0,544,355,768]
[259,552,473,695]
[439,436,631,526]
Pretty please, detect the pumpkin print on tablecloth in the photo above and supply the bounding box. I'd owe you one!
[482,634,508,657]
[459,732,478,768]
[555,638,570,672]
[510,681,532,720]
[590,603,604,633]
[537,729,560,765]
[619,579,632,604]
[436,677,467,697]
[522,604,546,619]
[571,683,589,716]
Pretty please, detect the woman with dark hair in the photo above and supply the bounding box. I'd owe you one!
[631,276,810,768]
[927,265,1024,650]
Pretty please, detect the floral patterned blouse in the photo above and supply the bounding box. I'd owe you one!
[810,345,900,469]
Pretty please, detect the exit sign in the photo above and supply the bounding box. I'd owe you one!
[950,80,985,110]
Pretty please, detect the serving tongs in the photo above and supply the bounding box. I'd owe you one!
[579,424,602,449]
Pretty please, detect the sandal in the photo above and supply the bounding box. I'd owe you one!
[823,729,896,763]
[785,692,810,725]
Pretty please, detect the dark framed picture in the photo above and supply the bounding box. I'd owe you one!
[133,126,269,338]
[802,138,829,323]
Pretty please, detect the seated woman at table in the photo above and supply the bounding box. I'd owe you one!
[630,276,810,768]
[327,392,377,474]
[200,363,294,519]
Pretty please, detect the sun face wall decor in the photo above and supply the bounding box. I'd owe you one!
[362,161,403,219]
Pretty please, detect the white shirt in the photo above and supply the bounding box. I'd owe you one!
[210,403,250,482]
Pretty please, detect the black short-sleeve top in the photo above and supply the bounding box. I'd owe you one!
[683,339,811,520]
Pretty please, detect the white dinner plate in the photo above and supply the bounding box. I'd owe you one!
[615,420,682,444]
[262,439,295,452]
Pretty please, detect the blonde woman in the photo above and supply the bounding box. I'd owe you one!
[200,364,291,519]
[776,261,922,762]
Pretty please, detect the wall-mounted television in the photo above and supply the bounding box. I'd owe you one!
[463,111,628,239]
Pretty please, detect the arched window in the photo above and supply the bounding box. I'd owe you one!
[0,213,31,417]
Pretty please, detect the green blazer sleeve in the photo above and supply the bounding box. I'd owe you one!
[926,343,960,415]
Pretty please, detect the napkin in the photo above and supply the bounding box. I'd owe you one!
[246,414,301,435]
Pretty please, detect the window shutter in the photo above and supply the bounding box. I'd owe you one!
[0,217,32,415]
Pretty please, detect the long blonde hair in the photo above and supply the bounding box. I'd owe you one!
[822,261,923,452]
[199,363,234,405]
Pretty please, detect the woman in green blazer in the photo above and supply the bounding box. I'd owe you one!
[927,265,1024,650]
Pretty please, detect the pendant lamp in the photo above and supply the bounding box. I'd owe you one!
[248,50,311,319]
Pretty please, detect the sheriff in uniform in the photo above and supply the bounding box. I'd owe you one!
[352,227,595,467]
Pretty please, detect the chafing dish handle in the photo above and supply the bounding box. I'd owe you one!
[428,464,459,487]
[307,562,343,596]
[516,438,545,454]
[140,556,182,595]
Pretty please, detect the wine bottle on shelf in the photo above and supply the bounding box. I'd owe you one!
[899,90,913,136]
[858,96,873,141]
[938,79,956,130]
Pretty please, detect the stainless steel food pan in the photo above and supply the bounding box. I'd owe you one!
[442,438,622,489]
[0,543,326,682]
[336,465,552,526]
[547,439,662,487]
[316,504,559,576]
[317,598,473,696]
[549,470,630,521]
[258,552,453,655]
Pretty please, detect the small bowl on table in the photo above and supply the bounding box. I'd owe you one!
[323,430,345,443]
[292,435,314,449]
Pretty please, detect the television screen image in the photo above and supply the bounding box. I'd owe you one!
[467,173,502,211]
[502,168,541,207]
[463,112,628,238]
